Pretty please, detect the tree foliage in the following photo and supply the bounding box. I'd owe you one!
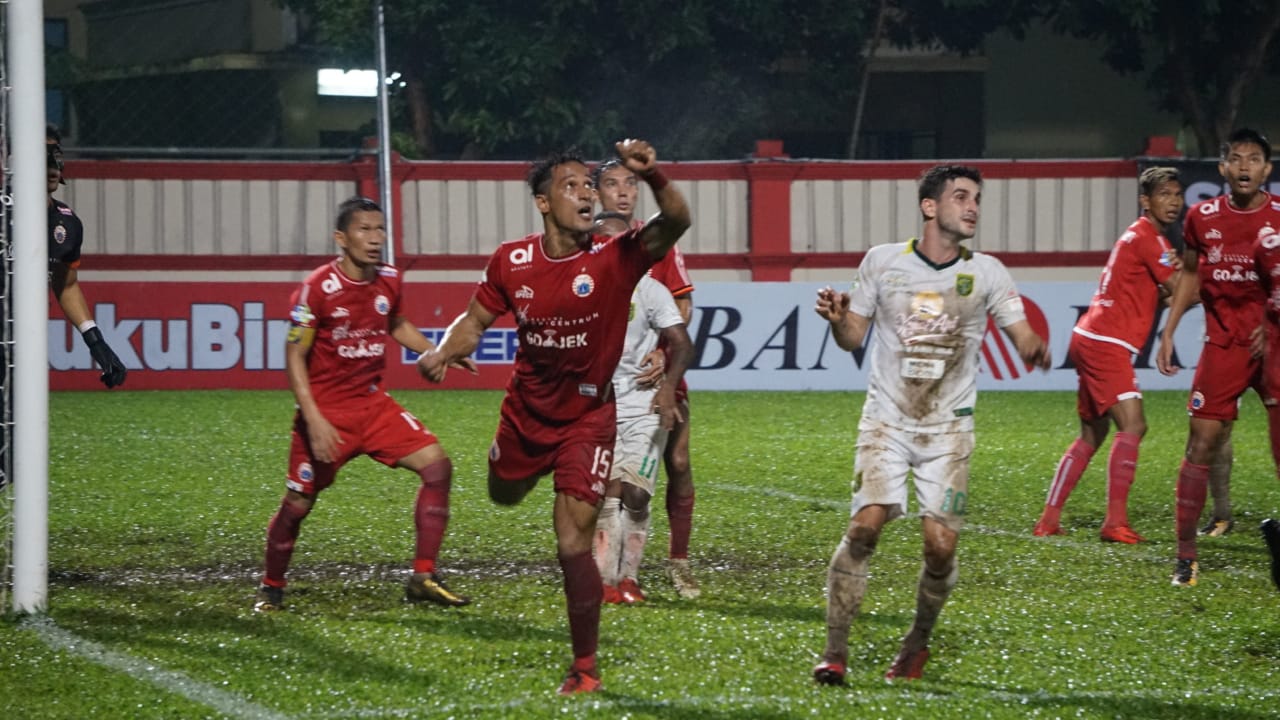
[279,0,873,159]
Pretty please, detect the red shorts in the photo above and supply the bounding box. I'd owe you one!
[287,392,437,494]
[1070,334,1140,421]
[489,393,616,505]
[1187,342,1268,420]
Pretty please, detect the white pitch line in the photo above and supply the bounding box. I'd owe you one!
[23,616,291,720]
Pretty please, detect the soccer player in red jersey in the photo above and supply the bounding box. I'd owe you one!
[1157,128,1280,587]
[1033,167,1185,543]
[254,197,473,612]
[418,140,692,694]
[593,158,701,599]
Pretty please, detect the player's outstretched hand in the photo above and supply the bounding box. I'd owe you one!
[814,286,850,323]
[417,349,449,383]
[1022,339,1052,371]
[450,357,479,375]
[83,327,127,388]
[616,139,657,176]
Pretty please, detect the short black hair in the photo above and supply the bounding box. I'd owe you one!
[1139,166,1181,197]
[917,165,983,204]
[1221,128,1271,161]
[590,158,631,189]
[335,196,382,233]
[527,149,588,196]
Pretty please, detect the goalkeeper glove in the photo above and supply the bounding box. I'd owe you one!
[82,326,127,388]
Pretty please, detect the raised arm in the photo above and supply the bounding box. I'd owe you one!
[815,286,871,351]
[616,139,693,261]
[417,298,497,383]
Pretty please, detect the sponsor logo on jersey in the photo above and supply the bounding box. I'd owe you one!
[57,206,73,216]
[956,274,974,297]
[321,272,343,294]
[1204,228,1223,241]
[897,291,960,345]
[1190,391,1205,410]
[377,266,398,277]
[374,295,391,315]
[1211,265,1258,283]
[578,383,598,397]
[337,340,386,359]
[591,480,607,497]
[1159,250,1177,267]
[572,273,595,297]
[290,304,315,327]
[1205,245,1223,264]
[515,285,535,299]
[53,224,67,244]
[331,307,350,319]
[526,329,588,349]
[628,302,636,321]
[509,243,534,266]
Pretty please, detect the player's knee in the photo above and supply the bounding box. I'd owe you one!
[664,445,692,478]
[489,472,533,505]
[282,491,315,517]
[418,457,453,490]
[844,527,879,559]
[621,485,652,521]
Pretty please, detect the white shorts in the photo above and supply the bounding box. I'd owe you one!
[849,419,974,532]
[612,413,668,495]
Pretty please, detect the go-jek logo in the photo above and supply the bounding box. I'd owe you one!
[980,297,1048,381]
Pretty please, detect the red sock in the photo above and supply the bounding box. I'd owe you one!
[1041,439,1095,524]
[666,491,695,560]
[1267,405,1280,479]
[413,458,452,575]
[263,498,310,587]
[1175,461,1210,559]
[1103,432,1140,528]
[558,550,602,662]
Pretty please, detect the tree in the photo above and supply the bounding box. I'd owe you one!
[280,0,875,159]
[884,0,1280,157]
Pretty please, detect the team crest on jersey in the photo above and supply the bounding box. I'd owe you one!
[572,273,595,297]
[1159,250,1177,267]
[298,462,314,481]
[373,295,391,315]
[290,304,315,327]
[1190,391,1205,410]
[955,274,974,296]
[53,224,67,244]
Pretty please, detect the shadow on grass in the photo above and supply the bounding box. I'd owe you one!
[942,680,1278,720]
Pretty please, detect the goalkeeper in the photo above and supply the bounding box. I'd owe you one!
[46,124,126,388]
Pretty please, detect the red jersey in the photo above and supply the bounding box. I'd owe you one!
[1184,193,1280,346]
[475,229,653,422]
[1074,216,1178,353]
[1255,225,1280,324]
[289,260,402,406]
[649,244,694,298]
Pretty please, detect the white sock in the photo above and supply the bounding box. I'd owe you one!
[595,497,622,585]
[619,506,651,582]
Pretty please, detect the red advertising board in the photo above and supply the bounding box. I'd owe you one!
[48,281,517,391]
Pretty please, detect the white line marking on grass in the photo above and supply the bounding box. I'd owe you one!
[24,616,291,720]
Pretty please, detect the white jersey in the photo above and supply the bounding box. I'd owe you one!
[613,276,685,421]
[849,239,1026,433]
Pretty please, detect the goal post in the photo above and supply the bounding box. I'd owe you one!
[5,0,51,615]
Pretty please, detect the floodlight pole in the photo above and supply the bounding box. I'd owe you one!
[10,0,51,613]
[374,1,395,265]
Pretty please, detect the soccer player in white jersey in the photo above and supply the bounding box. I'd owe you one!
[811,165,1050,685]
[591,212,694,603]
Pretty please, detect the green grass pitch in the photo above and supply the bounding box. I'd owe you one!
[2,389,1279,719]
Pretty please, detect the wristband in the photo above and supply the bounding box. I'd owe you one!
[643,168,670,192]
[78,320,98,334]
